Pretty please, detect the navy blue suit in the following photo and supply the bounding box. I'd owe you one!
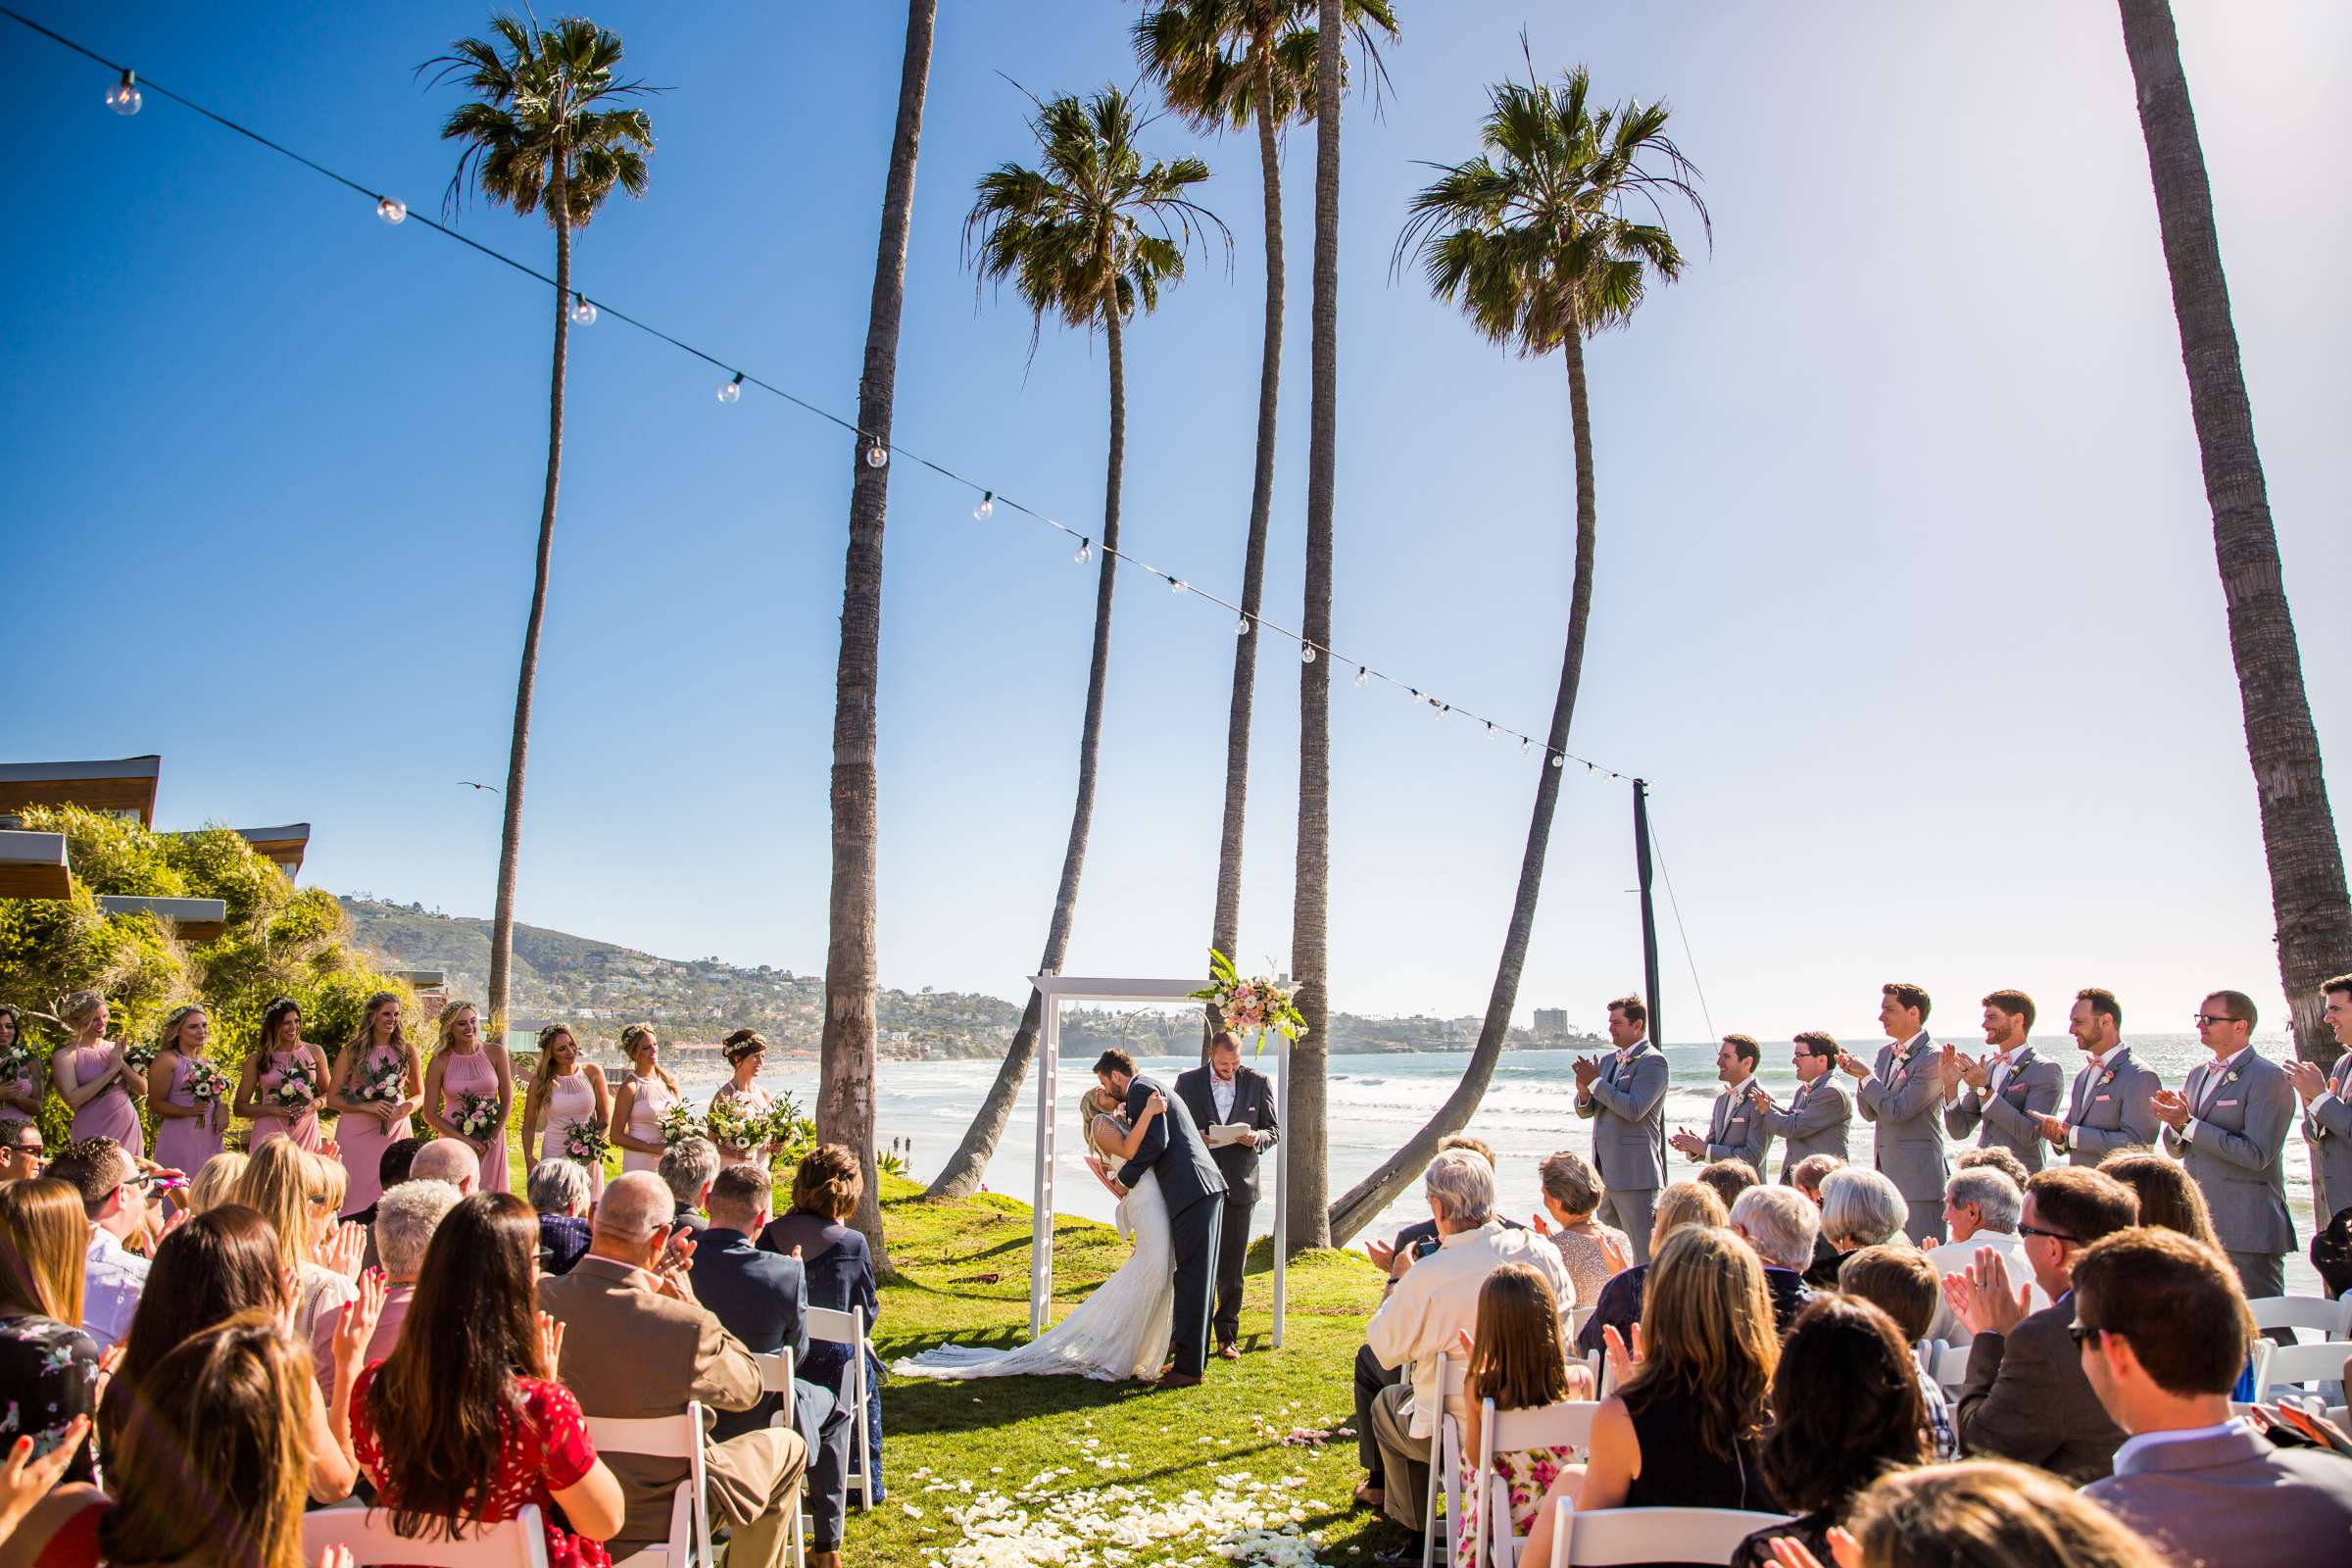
[760,1207,885,1501]
[689,1226,852,1549]
[1114,1073,1227,1377]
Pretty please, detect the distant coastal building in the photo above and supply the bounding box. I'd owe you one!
[1533,1007,1571,1039]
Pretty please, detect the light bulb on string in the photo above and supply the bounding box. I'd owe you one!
[716,372,743,404]
[376,196,406,224]
[106,70,141,116]
[973,492,995,521]
[570,294,597,325]
[1300,643,1317,663]
[1074,537,1093,564]
[1354,666,1368,687]
[1170,578,1187,595]
[864,441,890,469]
[1235,615,1251,636]
[1520,737,1533,755]
[1551,754,1566,768]
[1434,703,1447,720]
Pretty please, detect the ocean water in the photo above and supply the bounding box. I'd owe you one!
[668,1033,2326,1296]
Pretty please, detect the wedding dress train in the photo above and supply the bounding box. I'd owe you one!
[892,1115,1175,1382]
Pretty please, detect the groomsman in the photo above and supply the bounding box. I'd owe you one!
[1175,1030,1280,1359]
[1940,989,2064,1173]
[2286,972,2352,1226]
[1572,995,1669,1261]
[1841,981,1947,1244]
[1750,1031,1851,1183]
[2033,988,2160,1164]
[1671,1035,1771,1175]
[2153,990,2296,1298]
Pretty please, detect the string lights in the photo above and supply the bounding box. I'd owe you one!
[6,1,1648,785]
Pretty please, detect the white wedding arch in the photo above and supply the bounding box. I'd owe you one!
[1024,973,1289,1348]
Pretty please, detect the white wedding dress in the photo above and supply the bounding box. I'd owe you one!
[892,1112,1175,1382]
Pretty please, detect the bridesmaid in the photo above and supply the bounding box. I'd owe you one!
[0,1004,42,1125]
[607,1023,677,1176]
[147,1004,223,1176]
[234,997,328,1152]
[522,1022,612,1204]
[710,1028,775,1166]
[324,991,423,1216]
[421,1002,513,1194]
[50,991,145,1160]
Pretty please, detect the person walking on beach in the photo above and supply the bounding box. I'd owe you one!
[1750,1032,1849,1184]
[1940,989,2063,1174]
[1175,1030,1278,1360]
[1842,982,1947,1244]
[1572,996,1669,1261]
[2034,989,2160,1165]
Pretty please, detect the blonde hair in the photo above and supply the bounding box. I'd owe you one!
[1078,1085,1120,1155]
[61,989,107,1034]
[157,1004,207,1059]
[0,1178,90,1324]
[351,991,421,1078]
[619,1022,678,1095]
[1652,1179,1730,1243]
[1845,1460,2167,1568]
[1626,1225,1778,1462]
[435,1001,482,1055]
[187,1151,250,1215]
[233,1140,341,1272]
[528,1021,579,1100]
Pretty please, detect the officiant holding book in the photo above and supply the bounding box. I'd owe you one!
[1178,1030,1280,1359]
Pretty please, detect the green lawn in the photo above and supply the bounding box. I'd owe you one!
[854,1174,1412,1567]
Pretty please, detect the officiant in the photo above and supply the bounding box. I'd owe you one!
[1177,1029,1280,1359]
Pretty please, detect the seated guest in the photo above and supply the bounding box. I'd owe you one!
[1770,1459,2172,1568]
[355,1192,623,1568]
[2077,1227,2352,1567]
[540,1172,808,1568]
[1362,1148,1575,1533]
[1820,1166,1910,1256]
[368,1177,463,1363]
[694,1163,853,1568]
[1696,1156,1761,1212]
[529,1157,595,1277]
[0,1178,103,1485]
[235,1138,361,1389]
[354,1135,427,1272]
[660,1136,719,1236]
[1789,1152,1847,1289]
[1530,1148,1633,1310]
[44,1137,152,1351]
[0,1115,44,1182]
[103,1203,362,1501]
[409,1136,481,1194]
[1948,1164,2140,1482]
[1955,1143,2031,1192]
[1575,1180,1728,1357]
[185,1150,249,1214]
[1837,1245,1957,1458]
[1521,1226,1781,1568]
[2098,1151,2223,1249]
[1729,1297,1930,1568]
[1923,1165,2041,1345]
[761,1142,887,1503]
[1456,1263,1596,1568]
[1727,1184,1821,1335]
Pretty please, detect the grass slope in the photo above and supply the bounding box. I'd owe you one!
[862,1174,1412,1566]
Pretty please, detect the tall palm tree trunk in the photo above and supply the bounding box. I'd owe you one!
[1286,0,1343,1254]
[1330,331,1599,1242]
[2117,0,2352,1065]
[487,156,571,1043]
[1201,45,1287,1056]
[928,312,1129,1200]
[820,0,937,1257]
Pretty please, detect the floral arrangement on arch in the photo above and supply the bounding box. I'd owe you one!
[1189,950,1307,1055]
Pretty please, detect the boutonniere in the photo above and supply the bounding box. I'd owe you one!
[2097,1068,2117,1089]
[2223,1069,2241,1087]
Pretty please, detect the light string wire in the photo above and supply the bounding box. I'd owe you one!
[7,3,1645,780]
[1646,812,1715,1041]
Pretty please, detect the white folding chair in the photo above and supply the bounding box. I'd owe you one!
[1468,1396,1601,1568]
[2257,1340,2350,1399]
[1422,1353,1468,1568]
[586,1401,723,1568]
[301,1502,550,1567]
[1551,1500,1793,1567]
[1926,1342,1971,1395]
[807,1304,873,1512]
[2246,1295,2352,1339]
[1568,1304,1596,1341]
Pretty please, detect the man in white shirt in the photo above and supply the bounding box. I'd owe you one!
[46,1136,151,1350]
[1362,1149,1575,1534]
[1922,1165,2044,1345]
[2034,988,2159,1164]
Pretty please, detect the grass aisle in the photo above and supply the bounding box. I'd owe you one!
[864,1174,1410,1567]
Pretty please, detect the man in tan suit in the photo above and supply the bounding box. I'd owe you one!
[539,1172,809,1568]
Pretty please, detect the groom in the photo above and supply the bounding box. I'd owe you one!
[1097,1049,1228,1387]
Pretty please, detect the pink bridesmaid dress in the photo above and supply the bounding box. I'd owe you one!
[544,1070,607,1204]
[150,1054,223,1174]
[336,1043,406,1216]
[1,1063,41,1123]
[65,1044,144,1159]
[249,1049,323,1152]
[439,1048,510,1194]
[619,1070,675,1176]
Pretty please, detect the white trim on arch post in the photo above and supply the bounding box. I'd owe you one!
[1026,974,1289,1350]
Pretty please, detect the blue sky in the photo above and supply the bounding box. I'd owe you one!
[5,2,2348,1043]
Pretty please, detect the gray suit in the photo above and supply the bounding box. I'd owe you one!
[1943,1047,2064,1173]
[1575,1041,1669,1261]
[2302,1050,2352,1228]
[1701,1082,1772,1175]
[1954,1291,2125,1484]
[2163,1049,2296,1298]
[2085,1424,2352,1568]
[2062,1046,2162,1164]
[1760,1078,1850,1183]
[1856,1036,1948,1243]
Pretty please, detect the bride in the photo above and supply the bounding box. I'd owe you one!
[892,1085,1176,1382]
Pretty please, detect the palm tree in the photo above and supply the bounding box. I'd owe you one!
[1330,56,1705,1244]
[926,90,1228,1200]
[820,0,938,1260]
[2114,0,2352,1066]
[1133,0,1397,1057]
[424,16,652,1045]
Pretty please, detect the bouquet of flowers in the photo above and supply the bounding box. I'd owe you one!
[658,1103,708,1148]
[353,1053,407,1109]
[124,1041,159,1070]
[756,1095,815,1159]
[270,1055,321,1112]
[185,1058,234,1109]
[0,1036,39,1087]
[704,1098,755,1152]
[1188,949,1308,1054]
[560,1120,610,1167]
[452,1091,504,1143]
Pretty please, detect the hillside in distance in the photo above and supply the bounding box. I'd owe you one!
[339,897,1595,1058]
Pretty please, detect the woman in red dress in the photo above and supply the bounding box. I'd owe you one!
[353,1191,624,1567]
